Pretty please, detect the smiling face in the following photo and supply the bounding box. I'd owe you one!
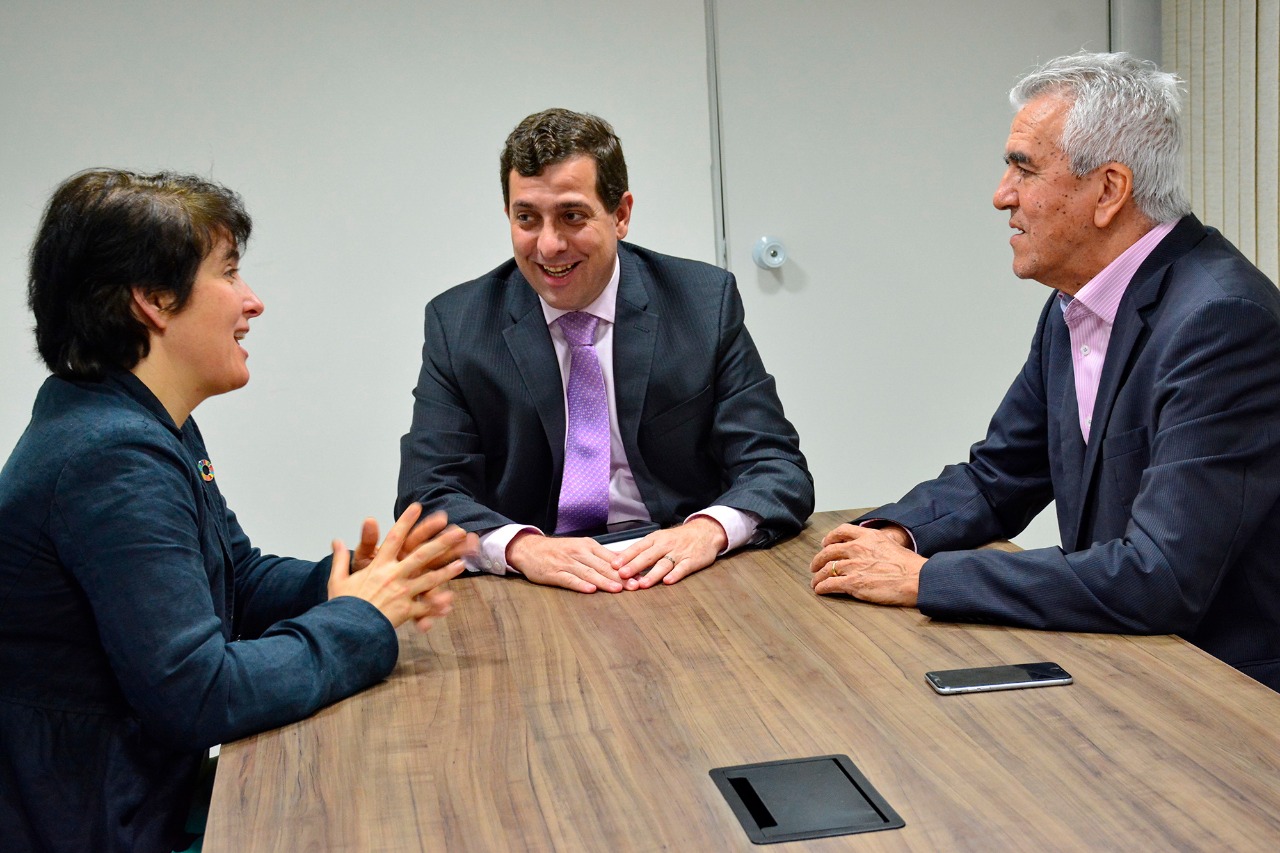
[992,94,1107,295]
[162,235,264,403]
[506,155,633,311]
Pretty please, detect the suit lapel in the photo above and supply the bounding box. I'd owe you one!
[1069,216,1205,545]
[612,246,660,490]
[502,282,567,473]
[1056,353,1087,550]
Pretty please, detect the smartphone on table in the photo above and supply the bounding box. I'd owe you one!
[925,661,1073,695]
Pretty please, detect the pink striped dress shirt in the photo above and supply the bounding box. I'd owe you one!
[1061,220,1177,442]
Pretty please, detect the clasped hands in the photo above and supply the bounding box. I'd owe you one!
[328,503,477,631]
[808,523,925,607]
[507,515,728,594]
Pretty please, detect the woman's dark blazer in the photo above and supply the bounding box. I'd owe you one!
[0,372,398,852]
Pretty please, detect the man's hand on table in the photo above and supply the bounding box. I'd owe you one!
[505,516,728,593]
[506,532,626,594]
[809,523,925,606]
[610,515,728,589]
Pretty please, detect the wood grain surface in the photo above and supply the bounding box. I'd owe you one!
[205,511,1280,851]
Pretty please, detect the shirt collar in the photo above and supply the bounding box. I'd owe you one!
[540,255,621,327]
[1059,219,1178,321]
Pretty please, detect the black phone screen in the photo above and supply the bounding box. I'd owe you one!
[925,661,1073,694]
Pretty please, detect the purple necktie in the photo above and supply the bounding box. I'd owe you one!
[555,312,610,534]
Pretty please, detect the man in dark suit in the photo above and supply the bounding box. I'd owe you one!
[399,109,812,594]
[810,52,1280,691]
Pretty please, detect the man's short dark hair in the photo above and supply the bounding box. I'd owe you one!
[500,108,629,212]
[28,168,252,380]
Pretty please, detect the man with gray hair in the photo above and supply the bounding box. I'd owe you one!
[810,52,1280,691]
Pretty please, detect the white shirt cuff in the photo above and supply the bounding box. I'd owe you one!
[685,505,760,554]
[473,523,542,575]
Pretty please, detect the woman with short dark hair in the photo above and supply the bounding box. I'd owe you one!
[0,169,468,853]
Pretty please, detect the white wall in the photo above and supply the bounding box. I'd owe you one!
[713,0,1110,548]
[0,0,715,557]
[2,1,1127,558]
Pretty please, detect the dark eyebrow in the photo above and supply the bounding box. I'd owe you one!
[509,199,593,211]
[1004,151,1031,167]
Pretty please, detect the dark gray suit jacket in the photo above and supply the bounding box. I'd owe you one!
[397,242,813,546]
[862,216,1280,690]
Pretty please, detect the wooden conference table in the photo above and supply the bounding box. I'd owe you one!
[205,510,1280,851]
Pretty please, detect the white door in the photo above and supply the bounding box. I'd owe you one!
[713,0,1111,545]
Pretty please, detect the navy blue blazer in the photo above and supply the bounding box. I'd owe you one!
[397,242,813,545]
[863,216,1280,690]
[0,373,399,853]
